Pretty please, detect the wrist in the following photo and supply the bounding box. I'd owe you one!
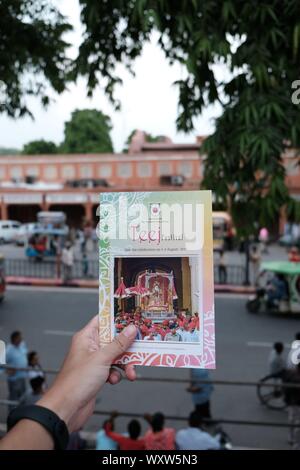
[37,387,75,432]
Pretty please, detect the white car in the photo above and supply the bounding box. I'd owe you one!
[14,223,41,246]
[0,220,22,244]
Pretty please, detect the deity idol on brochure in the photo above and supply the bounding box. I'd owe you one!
[98,190,215,369]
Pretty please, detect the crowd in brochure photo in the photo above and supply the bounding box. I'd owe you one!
[113,256,201,343]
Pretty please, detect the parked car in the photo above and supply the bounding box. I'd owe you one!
[0,220,21,244]
[15,222,41,246]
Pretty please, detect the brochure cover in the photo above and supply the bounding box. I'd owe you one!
[98,191,215,369]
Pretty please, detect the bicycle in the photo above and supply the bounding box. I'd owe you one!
[257,373,287,410]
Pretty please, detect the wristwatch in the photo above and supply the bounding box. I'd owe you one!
[7,405,69,450]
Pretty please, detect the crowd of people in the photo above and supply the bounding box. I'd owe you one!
[114,308,200,342]
[96,410,224,451]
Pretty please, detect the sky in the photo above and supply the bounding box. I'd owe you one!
[0,0,222,152]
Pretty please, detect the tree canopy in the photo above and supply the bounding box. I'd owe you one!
[61,109,113,153]
[1,1,300,233]
[75,0,300,233]
[0,0,71,118]
[22,139,58,155]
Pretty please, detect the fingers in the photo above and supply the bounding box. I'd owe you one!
[107,367,122,385]
[101,325,136,365]
[107,364,137,385]
[124,364,137,381]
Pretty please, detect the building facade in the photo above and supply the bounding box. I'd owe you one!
[0,130,298,230]
[0,132,203,226]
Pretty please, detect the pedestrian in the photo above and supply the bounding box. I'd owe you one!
[268,342,285,377]
[144,412,176,450]
[287,332,300,370]
[82,251,89,278]
[218,249,227,284]
[259,227,269,254]
[250,245,261,286]
[104,415,145,450]
[20,376,45,406]
[27,351,45,381]
[176,411,221,450]
[96,420,118,450]
[6,331,28,410]
[187,369,213,419]
[61,241,74,283]
[283,363,300,449]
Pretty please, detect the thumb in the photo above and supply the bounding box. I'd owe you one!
[101,324,137,365]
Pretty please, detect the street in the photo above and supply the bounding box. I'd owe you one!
[0,285,299,449]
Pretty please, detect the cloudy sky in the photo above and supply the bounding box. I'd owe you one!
[0,1,222,152]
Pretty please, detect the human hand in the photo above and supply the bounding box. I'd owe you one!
[37,315,137,433]
[143,413,152,423]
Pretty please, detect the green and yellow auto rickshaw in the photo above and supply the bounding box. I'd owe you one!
[246,261,300,314]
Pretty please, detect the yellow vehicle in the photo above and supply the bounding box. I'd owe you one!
[212,211,235,251]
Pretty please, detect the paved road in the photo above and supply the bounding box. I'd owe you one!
[0,286,299,449]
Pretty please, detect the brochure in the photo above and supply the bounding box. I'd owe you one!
[98,190,215,368]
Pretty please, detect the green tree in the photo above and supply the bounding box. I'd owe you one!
[0,0,71,118]
[22,139,58,155]
[0,147,20,155]
[123,129,166,152]
[61,109,113,153]
[75,0,300,234]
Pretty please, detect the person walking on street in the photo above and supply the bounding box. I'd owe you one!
[259,227,269,254]
[187,369,213,419]
[6,331,28,411]
[268,342,285,377]
[61,241,74,283]
[250,245,261,286]
[218,249,227,284]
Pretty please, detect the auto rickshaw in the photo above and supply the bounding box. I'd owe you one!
[25,212,68,260]
[212,211,235,251]
[0,254,6,302]
[25,227,68,260]
[246,261,300,314]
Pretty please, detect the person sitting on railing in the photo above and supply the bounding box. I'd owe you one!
[0,320,137,450]
[20,377,45,406]
[176,411,221,450]
[96,419,118,451]
[143,412,176,450]
[104,413,145,450]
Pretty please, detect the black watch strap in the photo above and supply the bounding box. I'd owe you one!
[7,405,69,450]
